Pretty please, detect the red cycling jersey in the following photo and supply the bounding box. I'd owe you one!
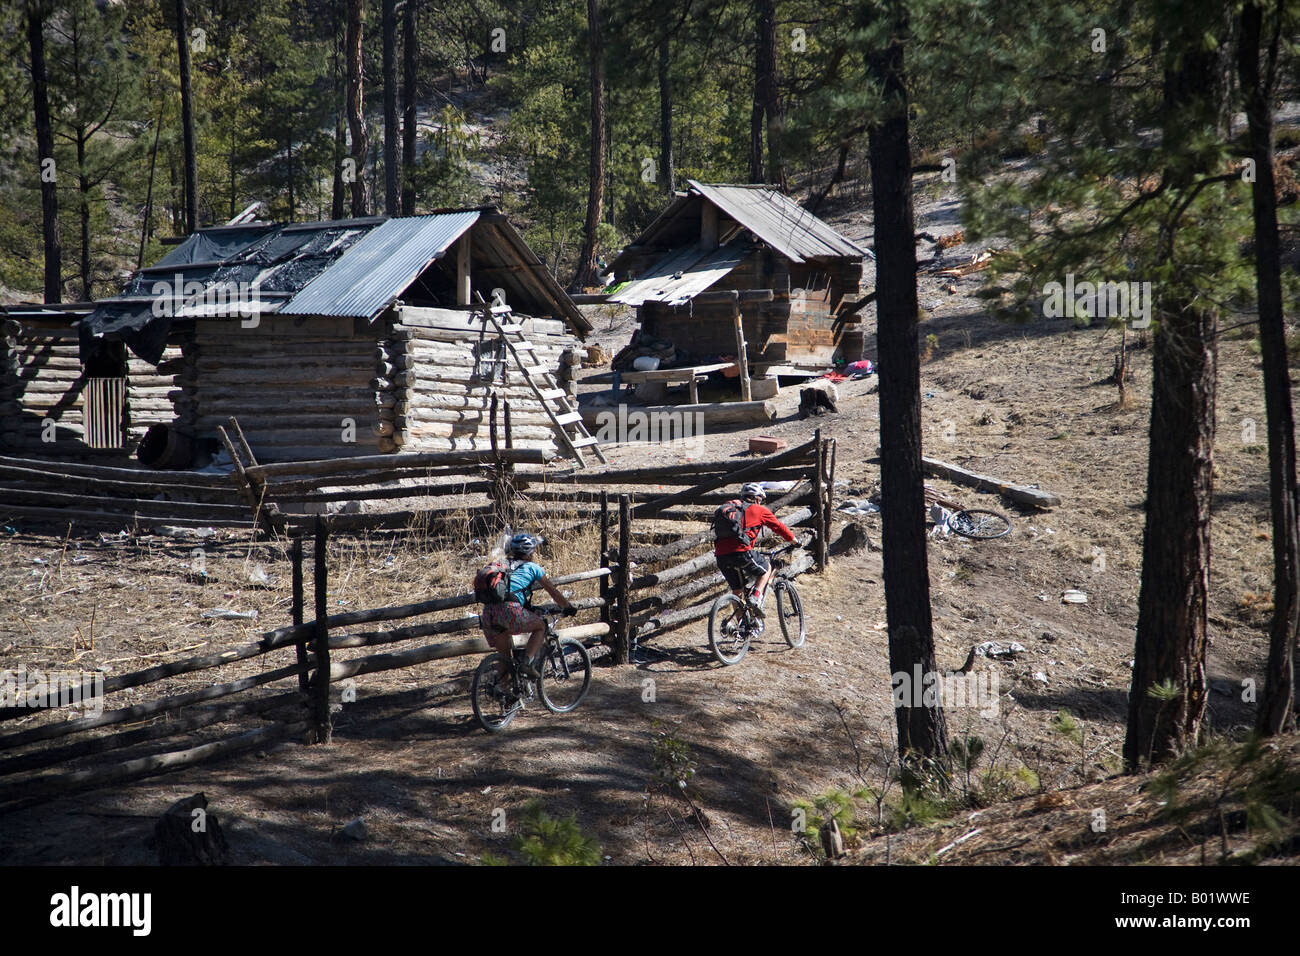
[714,501,796,556]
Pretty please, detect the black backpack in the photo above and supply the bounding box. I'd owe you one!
[712,499,750,543]
[474,562,515,604]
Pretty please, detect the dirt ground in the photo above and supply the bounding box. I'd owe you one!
[0,183,1292,866]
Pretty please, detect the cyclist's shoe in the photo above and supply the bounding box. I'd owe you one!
[517,656,543,681]
[747,591,766,618]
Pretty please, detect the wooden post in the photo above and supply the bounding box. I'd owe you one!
[824,437,836,569]
[456,233,471,306]
[312,517,332,743]
[813,428,827,570]
[292,537,309,693]
[700,202,719,251]
[615,494,631,664]
[731,292,752,402]
[599,490,611,631]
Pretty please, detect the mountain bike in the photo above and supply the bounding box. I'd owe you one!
[707,542,806,666]
[471,610,593,732]
[924,487,1012,539]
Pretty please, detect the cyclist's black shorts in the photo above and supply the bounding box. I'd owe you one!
[716,550,770,591]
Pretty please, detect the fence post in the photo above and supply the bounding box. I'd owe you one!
[813,428,827,570]
[291,536,309,693]
[599,490,611,632]
[614,494,631,664]
[312,517,332,743]
[823,437,836,568]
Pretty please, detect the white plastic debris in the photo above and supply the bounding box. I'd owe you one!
[201,608,258,621]
[246,564,273,587]
[1062,590,1088,604]
[1033,671,1049,684]
[974,640,1025,660]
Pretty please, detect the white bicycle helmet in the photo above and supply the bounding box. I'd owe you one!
[740,482,766,502]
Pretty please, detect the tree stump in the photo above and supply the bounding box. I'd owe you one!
[155,792,229,865]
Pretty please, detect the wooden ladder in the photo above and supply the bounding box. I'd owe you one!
[477,298,606,468]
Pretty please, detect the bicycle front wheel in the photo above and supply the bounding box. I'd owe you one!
[708,593,751,665]
[471,654,521,732]
[950,509,1012,539]
[538,637,592,713]
[776,580,806,648]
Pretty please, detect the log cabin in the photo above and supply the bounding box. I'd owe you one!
[607,181,871,373]
[1,210,591,465]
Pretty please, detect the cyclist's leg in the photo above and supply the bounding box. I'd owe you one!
[748,551,773,604]
[717,553,747,600]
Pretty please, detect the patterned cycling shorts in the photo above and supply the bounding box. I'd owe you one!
[480,601,544,638]
[716,550,770,591]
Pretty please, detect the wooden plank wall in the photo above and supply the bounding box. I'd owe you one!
[188,317,383,463]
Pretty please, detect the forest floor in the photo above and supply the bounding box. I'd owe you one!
[0,179,1296,866]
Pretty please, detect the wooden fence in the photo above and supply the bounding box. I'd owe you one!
[0,431,835,807]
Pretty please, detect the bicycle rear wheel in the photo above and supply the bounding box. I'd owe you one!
[471,654,522,732]
[708,593,751,665]
[776,580,806,648]
[950,509,1012,539]
[538,637,592,713]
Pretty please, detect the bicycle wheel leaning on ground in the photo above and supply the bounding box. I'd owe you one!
[471,653,522,732]
[949,509,1012,539]
[775,580,806,648]
[538,637,592,713]
[708,593,751,665]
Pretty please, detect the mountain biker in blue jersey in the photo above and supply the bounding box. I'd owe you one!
[479,533,576,685]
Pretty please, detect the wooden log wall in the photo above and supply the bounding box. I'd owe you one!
[393,306,581,455]
[0,318,92,458]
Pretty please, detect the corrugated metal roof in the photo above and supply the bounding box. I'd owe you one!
[687,181,868,264]
[608,240,751,306]
[280,212,479,318]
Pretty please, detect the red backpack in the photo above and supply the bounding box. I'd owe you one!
[474,562,514,604]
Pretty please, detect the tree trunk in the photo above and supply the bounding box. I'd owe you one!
[570,0,605,291]
[382,0,399,214]
[1239,0,1297,735]
[1124,10,1227,769]
[748,0,779,185]
[77,132,91,300]
[658,34,674,195]
[402,0,418,214]
[866,7,948,768]
[175,0,199,233]
[346,0,368,218]
[27,1,61,303]
[331,3,345,221]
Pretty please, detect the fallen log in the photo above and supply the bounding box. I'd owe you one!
[244,447,555,481]
[579,400,776,432]
[920,455,1060,509]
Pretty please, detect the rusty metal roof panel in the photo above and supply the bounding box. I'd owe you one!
[279,212,479,318]
[687,180,868,263]
[607,240,751,306]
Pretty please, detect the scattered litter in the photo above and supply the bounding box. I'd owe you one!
[32,557,47,564]
[1061,590,1088,604]
[974,641,1025,660]
[836,615,843,622]
[929,503,953,536]
[246,564,276,588]
[71,554,90,564]
[161,526,216,539]
[341,818,367,842]
[1037,594,1050,602]
[383,554,397,568]
[201,608,258,621]
[1033,671,1049,684]
[838,498,880,515]
[759,480,796,494]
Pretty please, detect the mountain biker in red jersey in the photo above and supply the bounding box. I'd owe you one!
[714,482,796,617]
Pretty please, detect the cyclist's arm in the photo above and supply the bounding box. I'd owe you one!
[758,507,796,542]
[537,576,575,610]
